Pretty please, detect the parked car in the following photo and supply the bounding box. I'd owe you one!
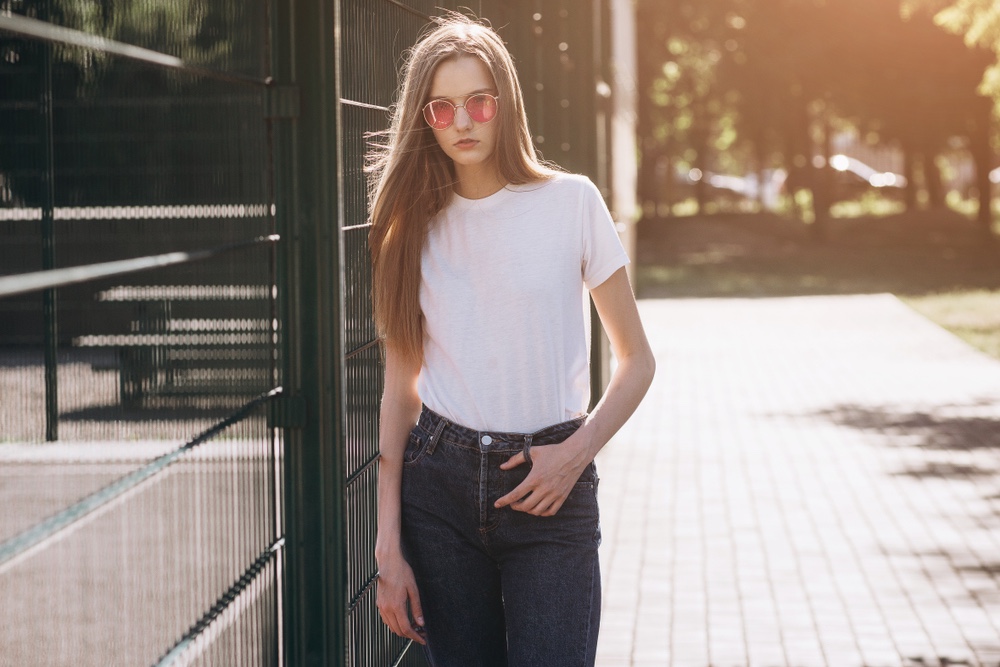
[826,154,907,189]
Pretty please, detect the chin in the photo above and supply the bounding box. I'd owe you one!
[454,157,488,167]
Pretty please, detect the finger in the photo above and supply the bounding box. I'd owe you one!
[380,607,402,637]
[532,497,556,516]
[391,617,419,643]
[499,452,525,470]
[379,596,416,641]
[401,618,426,645]
[542,497,566,516]
[517,489,568,516]
[385,606,424,644]
[408,585,426,642]
[512,490,545,514]
[495,481,531,508]
[409,586,424,628]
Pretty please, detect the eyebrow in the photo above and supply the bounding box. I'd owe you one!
[427,88,497,101]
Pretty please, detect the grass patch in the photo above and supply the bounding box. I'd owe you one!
[830,193,906,219]
[901,290,1000,360]
[636,210,1000,360]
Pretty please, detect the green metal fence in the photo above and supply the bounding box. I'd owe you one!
[0,2,284,664]
[0,0,608,664]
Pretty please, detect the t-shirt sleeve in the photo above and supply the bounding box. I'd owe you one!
[580,177,630,290]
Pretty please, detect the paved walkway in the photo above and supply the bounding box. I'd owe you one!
[595,294,1000,667]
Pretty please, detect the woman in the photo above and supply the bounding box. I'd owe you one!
[368,14,654,667]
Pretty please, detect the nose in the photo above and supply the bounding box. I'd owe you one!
[453,105,473,131]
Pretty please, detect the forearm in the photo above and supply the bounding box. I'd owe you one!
[577,349,655,459]
[375,403,420,556]
[574,267,656,460]
[375,346,422,560]
[376,455,404,557]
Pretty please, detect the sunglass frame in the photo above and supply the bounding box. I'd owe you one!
[421,93,501,130]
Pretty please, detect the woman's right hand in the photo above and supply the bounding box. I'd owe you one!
[375,343,425,644]
[376,550,426,645]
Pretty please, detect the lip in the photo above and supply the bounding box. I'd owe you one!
[454,139,479,149]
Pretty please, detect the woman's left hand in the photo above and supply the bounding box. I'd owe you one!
[495,267,655,518]
[494,432,593,516]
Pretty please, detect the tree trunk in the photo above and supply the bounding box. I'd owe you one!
[694,153,707,216]
[782,129,804,222]
[692,103,709,216]
[794,99,821,236]
[811,113,832,241]
[923,152,945,209]
[972,142,992,231]
[901,143,917,212]
[638,137,658,217]
[970,98,993,233]
[661,148,674,217]
[754,135,767,211]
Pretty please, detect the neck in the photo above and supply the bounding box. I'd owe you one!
[453,161,506,200]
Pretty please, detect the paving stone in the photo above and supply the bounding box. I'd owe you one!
[596,295,1000,667]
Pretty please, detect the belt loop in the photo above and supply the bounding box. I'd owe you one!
[523,433,533,467]
[427,417,446,456]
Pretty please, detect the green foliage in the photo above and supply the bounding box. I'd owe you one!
[906,0,1000,103]
[933,0,1000,47]
[830,193,907,219]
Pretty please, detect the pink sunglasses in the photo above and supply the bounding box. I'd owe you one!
[422,93,500,130]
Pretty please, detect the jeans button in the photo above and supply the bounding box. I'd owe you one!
[481,434,492,446]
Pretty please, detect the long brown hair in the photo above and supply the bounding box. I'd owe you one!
[367,14,555,364]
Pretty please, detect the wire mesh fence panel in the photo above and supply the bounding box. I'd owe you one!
[338,1,454,663]
[0,405,280,666]
[0,1,282,665]
[485,0,603,184]
[0,13,278,442]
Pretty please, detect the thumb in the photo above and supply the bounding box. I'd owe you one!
[500,452,525,470]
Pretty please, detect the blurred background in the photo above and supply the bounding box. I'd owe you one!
[632,0,1000,361]
[637,0,993,226]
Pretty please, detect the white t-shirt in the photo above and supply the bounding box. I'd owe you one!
[417,172,630,433]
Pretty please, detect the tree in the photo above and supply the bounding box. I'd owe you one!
[904,0,1000,228]
[636,0,995,233]
[636,0,746,216]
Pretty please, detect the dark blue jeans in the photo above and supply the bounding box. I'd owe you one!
[401,405,602,667]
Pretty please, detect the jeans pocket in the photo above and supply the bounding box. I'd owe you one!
[572,461,599,489]
[570,478,599,507]
[403,428,431,467]
[567,478,599,508]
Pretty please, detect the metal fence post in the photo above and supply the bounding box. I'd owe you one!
[271,0,347,664]
[40,0,58,442]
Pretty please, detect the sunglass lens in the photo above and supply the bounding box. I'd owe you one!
[424,100,454,129]
[466,94,498,123]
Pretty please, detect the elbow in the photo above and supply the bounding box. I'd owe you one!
[613,340,656,394]
[628,344,655,393]
[642,348,656,389]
